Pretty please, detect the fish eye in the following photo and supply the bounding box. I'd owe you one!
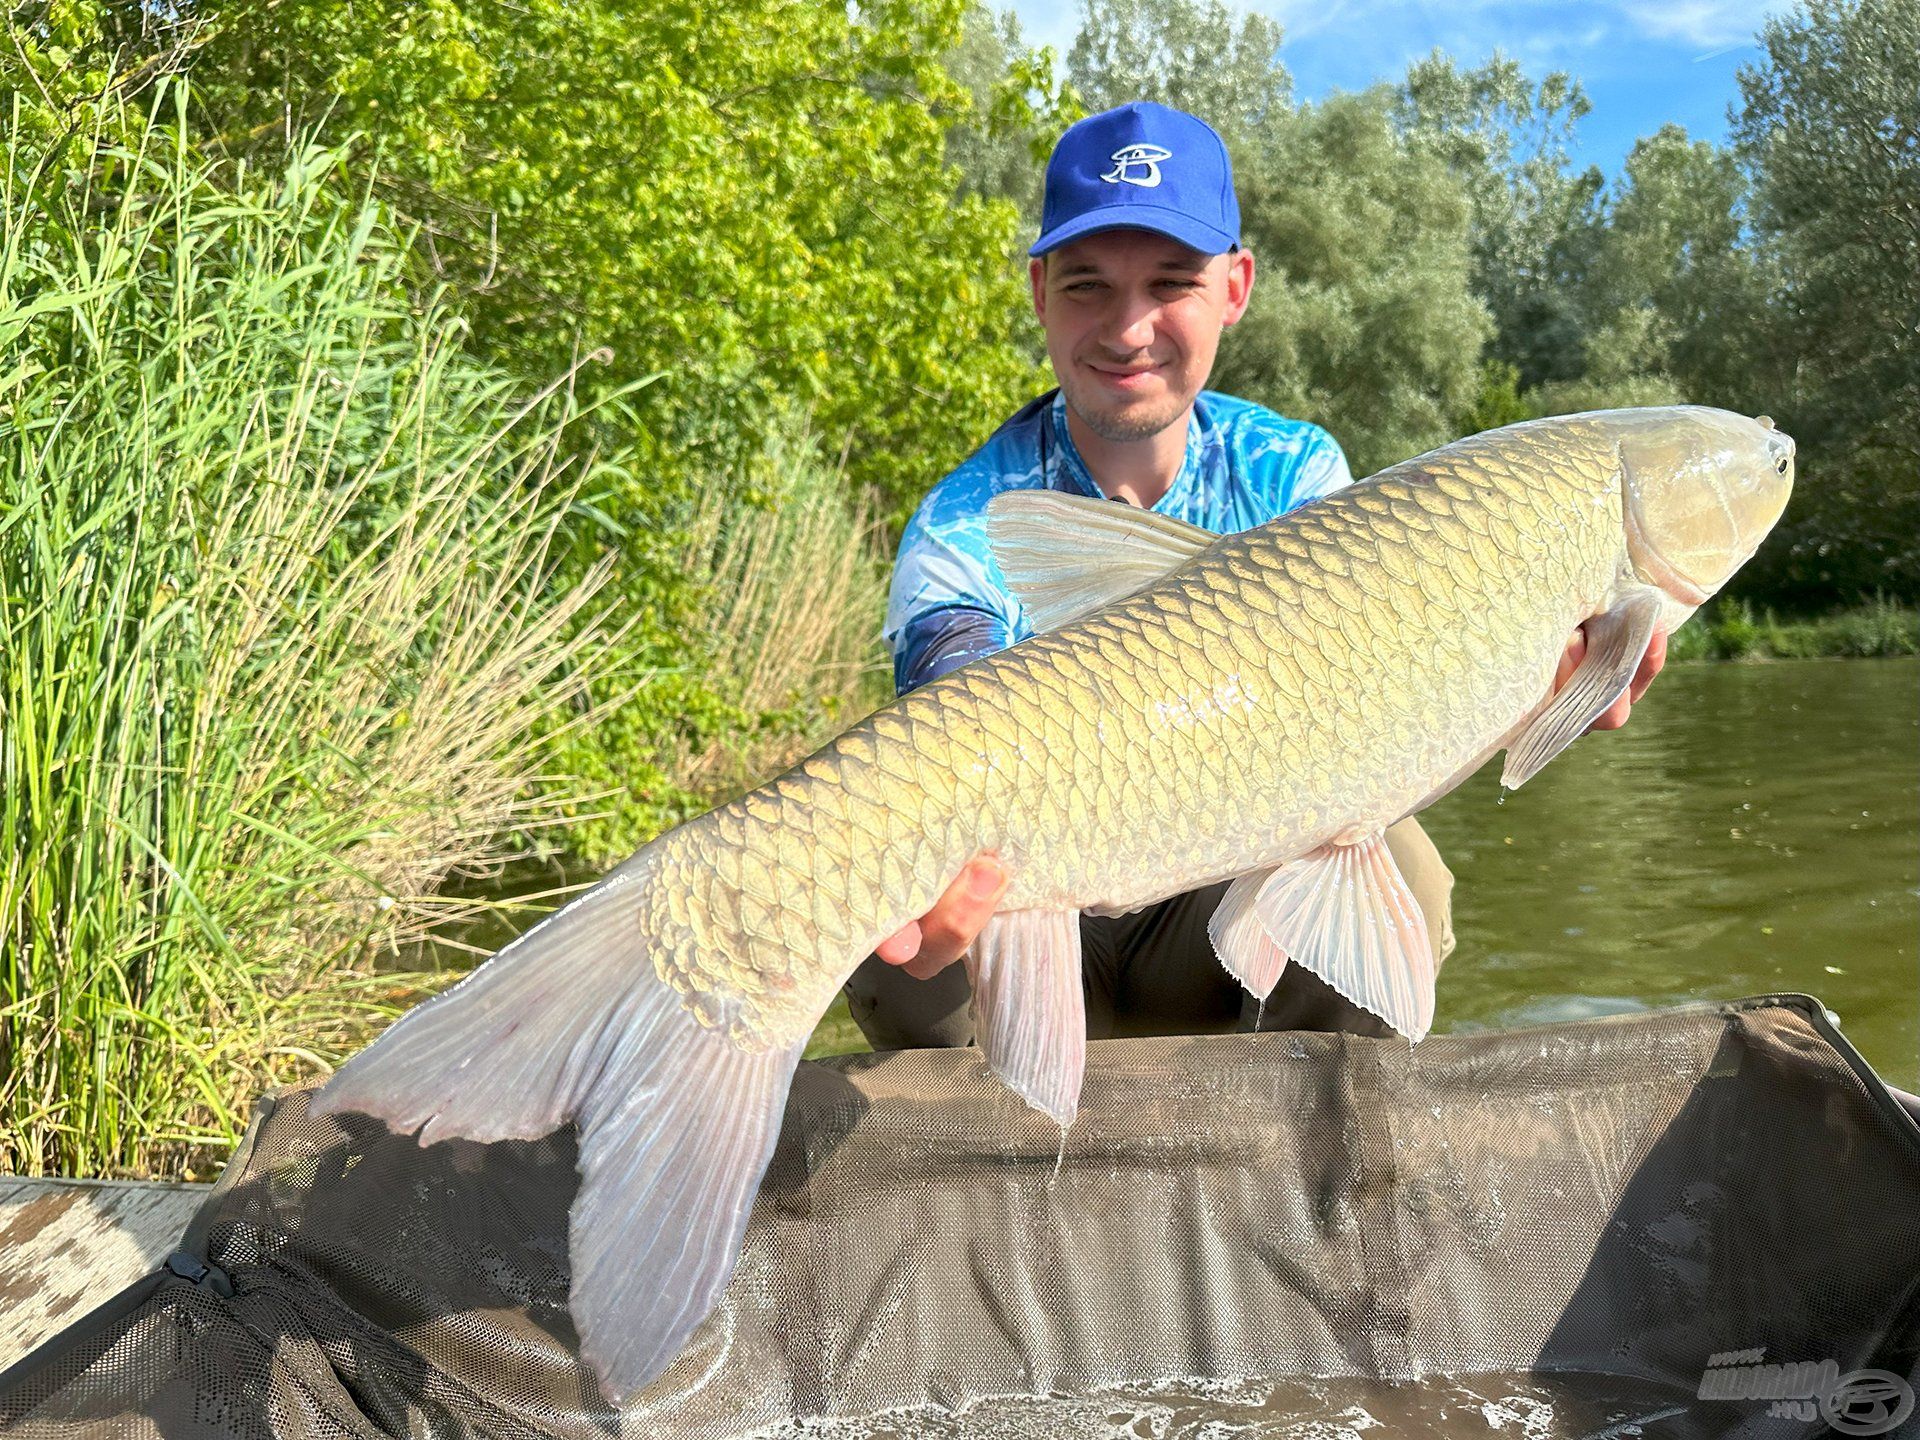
[1774,454,1789,476]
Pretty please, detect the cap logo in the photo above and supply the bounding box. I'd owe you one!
[1101,143,1171,189]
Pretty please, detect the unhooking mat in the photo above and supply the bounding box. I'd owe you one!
[2,994,1917,1439]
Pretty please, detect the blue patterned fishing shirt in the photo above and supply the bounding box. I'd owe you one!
[884,389,1354,694]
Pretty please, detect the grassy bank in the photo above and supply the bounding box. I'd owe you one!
[1667,597,1919,662]
[0,100,634,1178]
[0,91,889,1180]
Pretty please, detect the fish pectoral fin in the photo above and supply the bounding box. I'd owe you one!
[964,908,1087,1127]
[1208,869,1291,1000]
[1254,836,1436,1042]
[984,490,1215,633]
[1501,586,1665,791]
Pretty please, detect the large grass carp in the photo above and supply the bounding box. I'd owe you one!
[317,406,1794,1401]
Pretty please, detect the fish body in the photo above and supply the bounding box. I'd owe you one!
[653,413,1616,1042]
[316,406,1794,1402]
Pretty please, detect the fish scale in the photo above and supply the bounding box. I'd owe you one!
[641,417,1625,1048]
[317,406,1794,1403]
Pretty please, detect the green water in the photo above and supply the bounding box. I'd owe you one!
[810,658,1919,1086]
[1420,655,1917,1087]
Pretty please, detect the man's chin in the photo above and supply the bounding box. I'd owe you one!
[1067,393,1189,444]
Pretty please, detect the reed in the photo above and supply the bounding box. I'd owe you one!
[0,89,624,1178]
[672,426,891,794]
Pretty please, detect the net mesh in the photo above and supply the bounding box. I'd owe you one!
[3,995,1916,1438]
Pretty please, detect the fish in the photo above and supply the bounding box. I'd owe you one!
[314,405,1794,1402]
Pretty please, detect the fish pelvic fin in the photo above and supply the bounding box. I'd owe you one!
[965,908,1087,1127]
[1249,836,1437,1042]
[1208,869,1292,1000]
[312,846,804,1405]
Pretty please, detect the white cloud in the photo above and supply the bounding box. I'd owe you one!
[1614,0,1788,51]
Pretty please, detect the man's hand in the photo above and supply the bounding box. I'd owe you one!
[1557,623,1668,731]
[875,855,1010,980]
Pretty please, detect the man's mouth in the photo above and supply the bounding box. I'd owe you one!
[1085,360,1164,392]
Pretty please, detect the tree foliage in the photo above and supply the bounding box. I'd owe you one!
[1733,0,1920,602]
[1395,54,1604,392]
[138,0,1049,513]
[1580,126,1778,411]
[1066,0,1289,140]
[944,3,1078,225]
[1058,0,1488,475]
[1221,93,1490,475]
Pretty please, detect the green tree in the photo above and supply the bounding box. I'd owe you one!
[1579,125,1777,413]
[943,3,1077,225]
[1395,53,1604,391]
[157,0,1045,513]
[1219,92,1491,474]
[1734,0,1920,602]
[1065,0,1289,139]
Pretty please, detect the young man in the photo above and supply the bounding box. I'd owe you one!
[846,101,1663,1050]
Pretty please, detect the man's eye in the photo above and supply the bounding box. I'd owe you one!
[1064,281,1102,294]
[1156,279,1200,292]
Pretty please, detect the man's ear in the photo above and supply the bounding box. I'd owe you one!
[1222,247,1255,327]
[1029,256,1047,324]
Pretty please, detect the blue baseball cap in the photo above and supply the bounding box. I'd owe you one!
[1030,101,1241,258]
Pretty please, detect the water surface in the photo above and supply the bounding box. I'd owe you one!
[1419,657,1917,1087]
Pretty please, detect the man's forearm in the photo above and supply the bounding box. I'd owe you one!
[894,607,1011,696]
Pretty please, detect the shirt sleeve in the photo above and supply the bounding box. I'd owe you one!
[891,605,1010,694]
[1295,427,1355,501]
[883,495,1017,696]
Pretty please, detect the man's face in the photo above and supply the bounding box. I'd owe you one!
[1030,229,1255,444]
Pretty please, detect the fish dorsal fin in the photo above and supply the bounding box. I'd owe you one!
[985,490,1215,633]
[965,907,1087,1127]
[1252,835,1436,1042]
[1502,586,1664,790]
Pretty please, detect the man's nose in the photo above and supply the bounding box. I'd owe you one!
[1103,292,1159,352]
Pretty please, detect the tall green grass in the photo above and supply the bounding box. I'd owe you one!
[0,90,626,1178]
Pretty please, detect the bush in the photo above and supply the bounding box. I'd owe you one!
[0,88,624,1177]
[553,423,892,866]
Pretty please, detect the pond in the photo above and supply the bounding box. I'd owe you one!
[1421,655,1917,1088]
[803,657,1918,1087]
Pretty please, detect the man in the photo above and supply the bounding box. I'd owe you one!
[846,101,1664,1050]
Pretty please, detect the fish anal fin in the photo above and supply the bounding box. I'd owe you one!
[1254,836,1436,1042]
[1502,587,1663,790]
[1208,869,1291,999]
[964,908,1087,1126]
[985,490,1215,633]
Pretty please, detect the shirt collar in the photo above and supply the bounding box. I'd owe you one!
[1047,390,1211,513]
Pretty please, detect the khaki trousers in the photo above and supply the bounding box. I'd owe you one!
[845,816,1456,1050]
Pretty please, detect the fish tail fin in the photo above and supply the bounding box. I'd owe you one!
[313,846,805,1403]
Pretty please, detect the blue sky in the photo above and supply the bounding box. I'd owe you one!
[1005,0,1795,178]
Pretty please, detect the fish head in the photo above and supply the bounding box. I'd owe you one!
[1604,406,1795,606]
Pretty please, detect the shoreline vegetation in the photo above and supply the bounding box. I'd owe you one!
[1664,597,1919,663]
[5,0,1915,1181]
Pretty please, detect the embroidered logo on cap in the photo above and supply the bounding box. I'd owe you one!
[1101,143,1171,188]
